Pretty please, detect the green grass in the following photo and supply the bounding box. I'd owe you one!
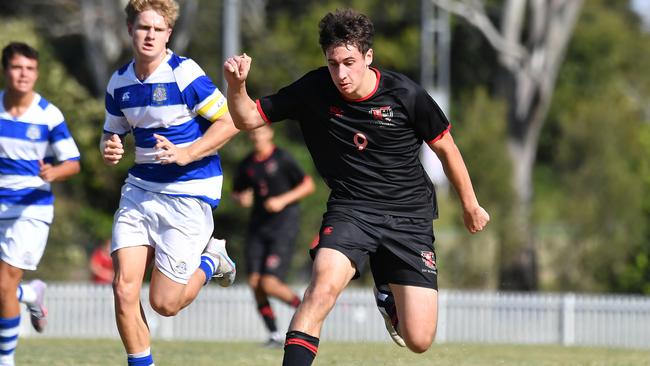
[15,339,650,366]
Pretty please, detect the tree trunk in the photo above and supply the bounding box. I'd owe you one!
[429,0,583,290]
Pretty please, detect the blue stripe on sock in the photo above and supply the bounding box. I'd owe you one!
[0,316,20,328]
[199,255,215,283]
[0,348,16,355]
[128,354,154,366]
[0,335,18,343]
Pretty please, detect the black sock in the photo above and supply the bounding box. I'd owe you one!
[282,330,319,366]
[257,302,277,333]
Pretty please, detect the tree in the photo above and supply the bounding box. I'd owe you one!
[430,0,583,290]
[1,0,199,96]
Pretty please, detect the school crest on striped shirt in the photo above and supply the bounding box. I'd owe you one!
[26,125,41,140]
[152,83,168,106]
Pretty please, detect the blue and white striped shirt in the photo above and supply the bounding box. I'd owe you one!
[0,92,81,223]
[103,50,228,208]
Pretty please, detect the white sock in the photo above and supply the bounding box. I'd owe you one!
[17,284,37,305]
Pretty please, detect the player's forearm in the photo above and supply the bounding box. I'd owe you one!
[226,82,265,131]
[185,115,240,161]
[50,160,81,182]
[277,176,315,207]
[429,136,479,211]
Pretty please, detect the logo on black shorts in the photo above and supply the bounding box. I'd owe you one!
[322,226,333,235]
[265,254,281,270]
[421,251,436,271]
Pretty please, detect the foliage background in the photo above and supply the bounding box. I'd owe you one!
[1,0,650,293]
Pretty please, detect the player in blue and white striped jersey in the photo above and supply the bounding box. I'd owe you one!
[0,42,80,366]
[100,1,239,365]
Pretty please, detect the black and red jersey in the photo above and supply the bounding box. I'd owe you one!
[233,147,306,223]
[257,67,450,219]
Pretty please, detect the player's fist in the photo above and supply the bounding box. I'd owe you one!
[223,53,252,85]
[102,134,124,166]
[38,160,56,182]
[153,133,192,166]
[264,196,287,213]
[463,205,490,234]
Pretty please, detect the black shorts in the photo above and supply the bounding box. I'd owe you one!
[310,207,437,289]
[245,217,299,280]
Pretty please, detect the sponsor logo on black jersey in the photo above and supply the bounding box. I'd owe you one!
[370,106,393,122]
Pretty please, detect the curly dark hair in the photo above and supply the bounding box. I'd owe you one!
[2,42,38,70]
[318,9,374,54]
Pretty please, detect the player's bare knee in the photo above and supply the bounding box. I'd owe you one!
[405,338,433,353]
[150,299,180,317]
[248,276,261,289]
[112,279,140,306]
[404,331,435,353]
[259,275,278,293]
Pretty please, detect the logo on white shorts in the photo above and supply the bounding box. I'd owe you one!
[174,261,188,275]
[23,252,34,266]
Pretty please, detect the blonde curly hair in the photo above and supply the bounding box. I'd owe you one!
[125,0,179,28]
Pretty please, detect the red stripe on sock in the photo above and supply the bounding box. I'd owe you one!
[290,296,301,308]
[258,305,274,317]
[285,338,318,355]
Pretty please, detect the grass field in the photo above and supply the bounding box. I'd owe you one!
[14,339,650,366]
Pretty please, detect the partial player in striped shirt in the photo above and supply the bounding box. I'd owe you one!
[0,42,81,366]
[99,1,239,365]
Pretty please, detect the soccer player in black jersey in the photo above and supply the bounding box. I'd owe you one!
[232,124,315,347]
[224,8,490,366]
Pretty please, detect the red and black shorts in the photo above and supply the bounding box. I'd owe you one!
[245,214,299,280]
[310,207,438,289]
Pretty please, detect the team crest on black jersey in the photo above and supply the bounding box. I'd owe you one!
[370,106,393,122]
[152,83,168,106]
[265,160,278,175]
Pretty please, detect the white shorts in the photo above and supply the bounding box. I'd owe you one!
[112,184,214,284]
[0,218,50,270]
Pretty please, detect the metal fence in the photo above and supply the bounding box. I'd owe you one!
[19,283,650,349]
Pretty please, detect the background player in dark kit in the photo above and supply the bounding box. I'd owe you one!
[224,8,490,366]
[232,124,315,347]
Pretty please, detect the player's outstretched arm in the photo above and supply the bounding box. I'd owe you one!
[100,133,124,166]
[154,112,239,166]
[428,133,490,234]
[223,53,266,131]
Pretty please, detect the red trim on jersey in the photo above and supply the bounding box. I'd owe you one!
[427,124,452,145]
[256,99,272,125]
[285,338,318,355]
[342,67,381,103]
